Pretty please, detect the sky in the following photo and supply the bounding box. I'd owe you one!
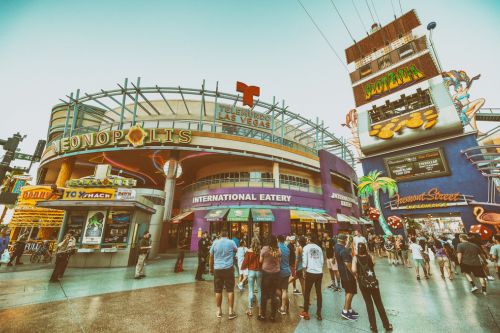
[0,0,499,176]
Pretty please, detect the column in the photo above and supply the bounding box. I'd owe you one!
[273,162,280,188]
[55,158,75,187]
[162,159,178,222]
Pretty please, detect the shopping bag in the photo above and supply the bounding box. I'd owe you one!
[0,249,10,263]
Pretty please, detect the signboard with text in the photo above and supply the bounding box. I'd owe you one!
[384,148,450,182]
[62,188,115,201]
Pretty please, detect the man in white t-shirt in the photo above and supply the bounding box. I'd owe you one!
[409,236,426,280]
[299,237,324,321]
[353,230,367,255]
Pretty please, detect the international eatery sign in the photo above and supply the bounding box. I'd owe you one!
[331,192,358,208]
[389,188,469,210]
[52,125,192,154]
[192,193,291,204]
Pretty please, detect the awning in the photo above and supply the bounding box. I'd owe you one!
[37,200,156,214]
[337,214,359,224]
[290,210,334,223]
[204,208,229,222]
[171,211,193,224]
[317,212,337,223]
[251,208,275,222]
[290,210,316,222]
[359,217,373,225]
[227,208,250,222]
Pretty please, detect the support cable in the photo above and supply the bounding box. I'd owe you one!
[329,0,356,43]
[296,0,348,72]
[399,0,403,15]
[351,0,369,36]
[364,0,376,24]
[390,0,397,19]
[370,0,383,28]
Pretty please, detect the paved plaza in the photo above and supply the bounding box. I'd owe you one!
[0,255,498,333]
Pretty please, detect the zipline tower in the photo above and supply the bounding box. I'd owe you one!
[344,9,497,234]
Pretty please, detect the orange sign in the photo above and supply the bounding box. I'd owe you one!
[18,186,59,206]
[236,81,260,107]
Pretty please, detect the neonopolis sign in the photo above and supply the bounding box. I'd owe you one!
[52,125,192,154]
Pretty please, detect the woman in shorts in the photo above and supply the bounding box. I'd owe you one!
[434,239,453,280]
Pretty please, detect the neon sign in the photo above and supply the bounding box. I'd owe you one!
[52,126,192,154]
[364,65,425,100]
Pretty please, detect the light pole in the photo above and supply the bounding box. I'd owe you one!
[427,21,444,73]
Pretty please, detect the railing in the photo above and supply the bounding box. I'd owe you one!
[182,177,323,194]
[49,119,319,157]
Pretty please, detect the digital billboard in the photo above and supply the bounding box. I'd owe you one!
[383,148,450,182]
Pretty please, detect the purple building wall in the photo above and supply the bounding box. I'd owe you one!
[318,150,362,234]
[186,150,361,251]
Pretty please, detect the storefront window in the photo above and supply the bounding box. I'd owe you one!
[67,212,86,243]
[103,211,132,244]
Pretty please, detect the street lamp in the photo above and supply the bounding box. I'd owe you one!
[427,21,443,73]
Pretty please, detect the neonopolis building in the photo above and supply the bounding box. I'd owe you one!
[37,80,363,258]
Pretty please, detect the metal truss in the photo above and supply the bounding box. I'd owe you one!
[52,78,356,165]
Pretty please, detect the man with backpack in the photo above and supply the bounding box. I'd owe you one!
[335,234,359,321]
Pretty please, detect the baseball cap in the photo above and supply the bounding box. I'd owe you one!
[289,236,296,241]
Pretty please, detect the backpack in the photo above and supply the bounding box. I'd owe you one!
[357,256,379,289]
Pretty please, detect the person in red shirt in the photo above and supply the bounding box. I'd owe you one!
[241,237,262,318]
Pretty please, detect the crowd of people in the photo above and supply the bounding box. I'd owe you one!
[200,228,499,333]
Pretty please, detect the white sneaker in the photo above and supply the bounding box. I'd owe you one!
[487,276,494,281]
[470,286,479,293]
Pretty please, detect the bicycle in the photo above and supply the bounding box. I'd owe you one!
[30,242,52,264]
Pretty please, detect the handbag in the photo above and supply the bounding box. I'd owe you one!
[1,249,10,263]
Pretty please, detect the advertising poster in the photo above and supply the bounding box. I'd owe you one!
[82,210,107,245]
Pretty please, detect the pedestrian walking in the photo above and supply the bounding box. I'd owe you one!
[443,241,459,275]
[324,232,341,291]
[196,232,210,281]
[259,235,281,321]
[50,231,76,282]
[335,234,359,321]
[241,237,262,318]
[7,231,29,266]
[277,235,291,315]
[353,243,393,333]
[299,236,324,321]
[419,239,432,277]
[0,229,10,267]
[134,232,151,279]
[290,236,306,297]
[288,236,297,293]
[210,230,238,319]
[396,235,410,268]
[457,234,488,295]
[409,237,428,280]
[433,238,453,280]
[384,236,396,265]
[237,239,248,290]
[489,234,500,279]
[353,230,367,255]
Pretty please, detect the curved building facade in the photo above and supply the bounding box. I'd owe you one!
[38,81,363,254]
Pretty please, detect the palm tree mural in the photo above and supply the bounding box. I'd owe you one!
[357,170,398,236]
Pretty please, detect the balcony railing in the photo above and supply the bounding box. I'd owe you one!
[182,178,322,194]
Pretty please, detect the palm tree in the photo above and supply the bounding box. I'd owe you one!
[357,170,398,236]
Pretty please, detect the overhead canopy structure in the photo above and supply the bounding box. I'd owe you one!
[227,208,250,222]
[171,211,193,224]
[50,80,356,166]
[251,208,275,222]
[337,214,359,224]
[204,209,229,222]
[290,210,335,223]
